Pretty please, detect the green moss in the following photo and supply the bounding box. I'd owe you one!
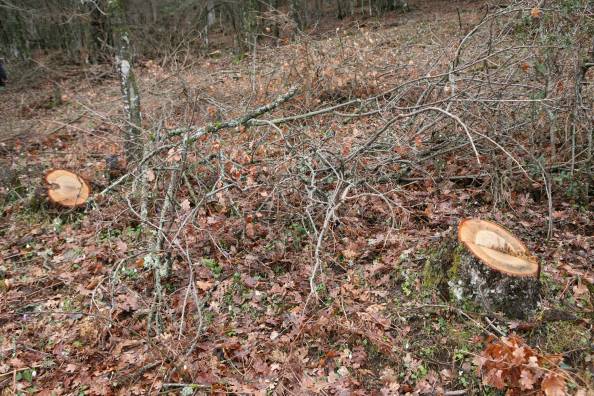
[203,257,222,278]
[421,254,443,290]
[540,321,590,354]
[14,207,50,228]
[447,245,465,280]
[421,239,459,300]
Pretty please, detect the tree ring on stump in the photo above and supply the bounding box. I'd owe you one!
[45,169,91,208]
[458,218,539,278]
[450,218,541,319]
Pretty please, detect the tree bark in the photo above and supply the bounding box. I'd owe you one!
[207,0,216,27]
[423,234,541,320]
[109,0,142,163]
[448,247,541,319]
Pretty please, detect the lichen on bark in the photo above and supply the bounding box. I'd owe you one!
[450,250,541,319]
[110,0,142,163]
[422,235,541,319]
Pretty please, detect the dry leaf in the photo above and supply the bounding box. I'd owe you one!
[484,368,505,389]
[167,148,182,162]
[512,346,526,364]
[246,223,255,239]
[8,358,25,368]
[542,373,566,396]
[180,199,191,211]
[116,293,139,312]
[414,135,424,148]
[116,239,128,253]
[342,249,358,260]
[519,369,536,390]
[531,7,542,18]
[146,169,155,182]
[196,280,213,291]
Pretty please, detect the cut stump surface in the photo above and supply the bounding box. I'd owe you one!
[458,219,539,278]
[45,169,90,208]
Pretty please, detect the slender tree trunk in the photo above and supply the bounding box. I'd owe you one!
[150,0,158,24]
[291,0,306,29]
[207,0,216,27]
[109,0,142,163]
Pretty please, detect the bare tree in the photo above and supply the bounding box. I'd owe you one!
[109,0,142,163]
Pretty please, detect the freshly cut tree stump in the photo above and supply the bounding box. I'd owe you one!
[45,169,91,208]
[423,219,541,319]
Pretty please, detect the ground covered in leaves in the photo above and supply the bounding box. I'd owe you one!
[0,0,592,395]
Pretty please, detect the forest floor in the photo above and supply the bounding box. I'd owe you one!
[0,0,592,395]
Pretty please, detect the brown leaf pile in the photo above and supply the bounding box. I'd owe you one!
[474,334,569,396]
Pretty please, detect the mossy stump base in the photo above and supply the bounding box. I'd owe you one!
[448,248,541,319]
[423,219,541,320]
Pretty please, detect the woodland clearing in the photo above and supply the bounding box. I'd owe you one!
[0,0,592,394]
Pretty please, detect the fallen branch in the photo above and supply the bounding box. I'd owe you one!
[167,85,299,139]
[97,86,299,197]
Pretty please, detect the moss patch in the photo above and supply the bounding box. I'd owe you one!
[421,238,457,298]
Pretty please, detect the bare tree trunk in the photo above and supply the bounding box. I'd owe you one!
[109,0,142,163]
[207,0,216,27]
[150,0,158,24]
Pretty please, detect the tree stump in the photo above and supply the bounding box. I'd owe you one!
[45,169,91,208]
[424,219,541,319]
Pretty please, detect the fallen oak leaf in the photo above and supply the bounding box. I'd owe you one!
[512,345,526,364]
[483,368,506,389]
[115,239,128,253]
[530,7,543,18]
[180,198,191,211]
[116,293,139,312]
[542,372,566,396]
[8,357,25,369]
[196,280,213,291]
[241,274,258,288]
[519,369,536,390]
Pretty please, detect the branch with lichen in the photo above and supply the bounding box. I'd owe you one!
[167,85,299,140]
